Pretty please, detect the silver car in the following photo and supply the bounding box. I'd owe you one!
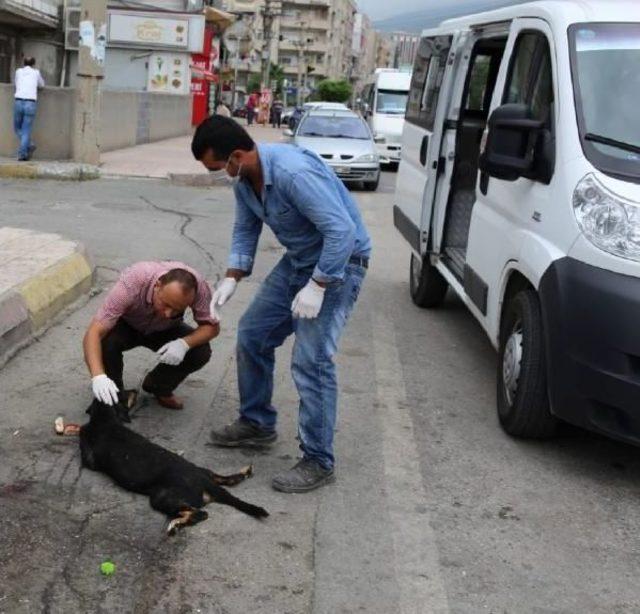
[286,109,381,191]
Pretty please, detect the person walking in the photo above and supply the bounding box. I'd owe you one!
[13,57,44,161]
[83,262,219,410]
[271,97,284,128]
[246,92,258,126]
[192,116,371,493]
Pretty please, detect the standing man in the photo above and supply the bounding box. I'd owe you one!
[192,116,371,493]
[83,262,219,410]
[271,97,284,129]
[13,57,44,161]
[246,92,257,126]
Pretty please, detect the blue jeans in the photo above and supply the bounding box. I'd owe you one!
[13,99,37,160]
[237,256,366,470]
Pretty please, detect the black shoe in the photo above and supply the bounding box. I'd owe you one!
[272,458,335,493]
[26,145,36,160]
[210,418,277,447]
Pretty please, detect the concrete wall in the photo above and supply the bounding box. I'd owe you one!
[0,84,191,158]
[0,84,75,159]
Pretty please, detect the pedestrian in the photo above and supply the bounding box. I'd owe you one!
[289,106,303,132]
[246,92,257,126]
[191,116,371,493]
[13,57,44,161]
[271,97,284,128]
[83,262,219,410]
[216,101,231,117]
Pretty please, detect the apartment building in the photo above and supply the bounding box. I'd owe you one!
[389,30,418,70]
[374,31,393,69]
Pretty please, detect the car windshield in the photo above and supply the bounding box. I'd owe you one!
[298,115,371,139]
[570,23,640,176]
[376,89,408,115]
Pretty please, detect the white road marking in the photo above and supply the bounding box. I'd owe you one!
[373,310,450,614]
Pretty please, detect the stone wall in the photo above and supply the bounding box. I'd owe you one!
[0,84,192,159]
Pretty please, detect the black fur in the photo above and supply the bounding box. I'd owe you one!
[80,400,268,533]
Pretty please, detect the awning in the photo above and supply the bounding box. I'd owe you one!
[203,6,235,29]
[0,0,58,28]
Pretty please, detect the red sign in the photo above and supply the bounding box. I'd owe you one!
[191,27,215,126]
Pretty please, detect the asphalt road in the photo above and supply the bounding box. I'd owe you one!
[1,170,640,613]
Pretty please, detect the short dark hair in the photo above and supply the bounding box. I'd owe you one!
[24,57,36,67]
[191,115,255,161]
[158,268,198,295]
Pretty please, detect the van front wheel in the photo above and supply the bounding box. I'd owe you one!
[497,289,557,438]
[409,253,448,308]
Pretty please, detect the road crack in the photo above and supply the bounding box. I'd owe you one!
[139,195,221,280]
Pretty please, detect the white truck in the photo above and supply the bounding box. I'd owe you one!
[361,69,412,169]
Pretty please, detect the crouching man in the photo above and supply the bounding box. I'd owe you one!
[83,262,219,409]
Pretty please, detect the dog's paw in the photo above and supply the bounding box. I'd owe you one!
[240,464,254,479]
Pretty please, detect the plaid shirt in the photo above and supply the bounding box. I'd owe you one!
[94,261,215,334]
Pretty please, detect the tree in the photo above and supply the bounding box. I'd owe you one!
[270,63,285,95]
[315,79,352,103]
[247,74,261,94]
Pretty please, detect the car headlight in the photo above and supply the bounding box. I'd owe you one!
[573,173,640,261]
[355,153,379,163]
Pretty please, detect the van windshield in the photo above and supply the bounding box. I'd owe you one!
[376,89,408,115]
[570,23,640,180]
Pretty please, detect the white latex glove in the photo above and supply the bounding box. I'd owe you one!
[210,277,238,321]
[292,279,326,319]
[92,374,119,406]
[157,338,189,366]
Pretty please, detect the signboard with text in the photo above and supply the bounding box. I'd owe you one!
[108,13,190,49]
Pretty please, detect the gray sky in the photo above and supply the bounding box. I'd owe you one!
[357,0,426,21]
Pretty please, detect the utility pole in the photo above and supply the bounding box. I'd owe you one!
[73,0,106,165]
[261,0,281,91]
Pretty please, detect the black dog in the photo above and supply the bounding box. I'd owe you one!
[80,398,268,534]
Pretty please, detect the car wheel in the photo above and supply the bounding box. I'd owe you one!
[497,289,558,438]
[363,176,379,191]
[409,253,448,308]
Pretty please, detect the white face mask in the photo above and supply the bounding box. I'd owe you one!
[208,158,243,186]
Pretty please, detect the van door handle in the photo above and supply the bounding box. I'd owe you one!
[419,135,429,166]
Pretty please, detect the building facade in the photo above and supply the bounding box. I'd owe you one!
[389,30,418,70]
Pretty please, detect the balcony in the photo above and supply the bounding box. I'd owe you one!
[279,16,329,30]
[0,0,59,28]
[279,39,327,54]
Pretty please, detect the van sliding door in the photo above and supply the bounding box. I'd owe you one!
[394,33,453,254]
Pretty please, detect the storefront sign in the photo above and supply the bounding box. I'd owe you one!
[109,13,190,49]
[147,52,190,94]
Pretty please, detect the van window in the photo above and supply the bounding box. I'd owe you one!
[465,54,492,112]
[406,35,452,130]
[569,23,640,181]
[504,32,554,124]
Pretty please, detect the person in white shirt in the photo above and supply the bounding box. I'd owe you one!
[14,57,44,161]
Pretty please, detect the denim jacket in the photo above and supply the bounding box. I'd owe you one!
[229,143,372,283]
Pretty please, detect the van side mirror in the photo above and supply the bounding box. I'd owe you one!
[479,104,544,182]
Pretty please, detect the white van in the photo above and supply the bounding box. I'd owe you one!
[361,69,412,168]
[393,1,640,444]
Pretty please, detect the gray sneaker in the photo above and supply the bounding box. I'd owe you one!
[272,458,335,493]
[210,418,277,447]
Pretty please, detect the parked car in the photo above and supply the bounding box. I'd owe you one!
[281,106,296,125]
[231,105,247,119]
[394,0,640,445]
[286,108,380,190]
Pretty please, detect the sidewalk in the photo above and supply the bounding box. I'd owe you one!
[0,227,93,367]
[100,122,287,182]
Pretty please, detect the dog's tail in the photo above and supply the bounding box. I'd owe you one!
[208,484,269,519]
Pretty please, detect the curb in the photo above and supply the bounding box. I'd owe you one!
[0,162,100,181]
[168,172,228,187]
[0,231,94,368]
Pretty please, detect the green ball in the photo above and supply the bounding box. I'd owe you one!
[100,561,115,576]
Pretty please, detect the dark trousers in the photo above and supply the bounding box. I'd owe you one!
[102,319,212,396]
[247,108,255,125]
[272,111,282,128]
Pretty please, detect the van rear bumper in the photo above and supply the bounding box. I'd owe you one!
[539,257,640,444]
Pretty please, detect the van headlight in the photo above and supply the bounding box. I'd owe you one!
[573,174,640,261]
[355,153,379,163]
